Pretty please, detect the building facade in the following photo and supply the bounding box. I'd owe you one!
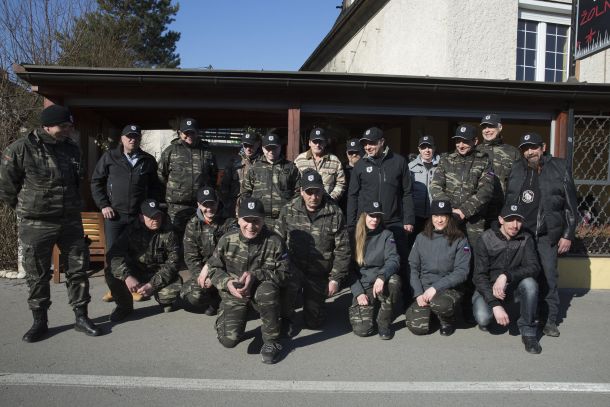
[303,0,609,84]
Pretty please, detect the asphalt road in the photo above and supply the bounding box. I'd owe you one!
[1,274,609,407]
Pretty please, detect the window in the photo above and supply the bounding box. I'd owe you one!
[516,19,568,82]
[516,0,572,82]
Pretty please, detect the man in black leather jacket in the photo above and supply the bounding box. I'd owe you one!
[505,132,578,338]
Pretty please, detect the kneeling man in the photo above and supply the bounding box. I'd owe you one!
[472,204,542,354]
[207,197,289,364]
[106,199,182,321]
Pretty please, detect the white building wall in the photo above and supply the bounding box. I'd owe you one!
[323,0,518,79]
[322,0,608,84]
[579,50,610,83]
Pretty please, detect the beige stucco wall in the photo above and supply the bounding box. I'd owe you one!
[579,50,610,83]
[324,0,608,84]
[323,0,519,79]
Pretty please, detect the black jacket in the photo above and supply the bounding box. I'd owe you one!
[346,148,415,227]
[91,146,161,216]
[473,225,540,308]
[505,155,578,244]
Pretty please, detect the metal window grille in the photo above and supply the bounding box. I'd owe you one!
[571,115,610,256]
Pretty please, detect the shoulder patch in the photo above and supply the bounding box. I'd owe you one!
[463,246,471,253]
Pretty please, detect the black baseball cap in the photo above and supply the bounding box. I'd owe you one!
[300,169,324,190]
[362,201,384,215]
[262,132,281,147]
[238,197,265,218]
[180,118,199,133]
[360,127,384,142]
[480,114,501,126]
[453,125,477,141]
[418,135,435,148]
[140,199,164,218]
[121,124,142,137]
[500,203,525,220]
[346,138,361,153]
[519,132,544,148]
[197,186,218,204]
[241,132,259,144]
[430,199,453,215]
[309,128,327,141]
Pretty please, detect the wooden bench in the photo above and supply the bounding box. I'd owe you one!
[52,212,106,283]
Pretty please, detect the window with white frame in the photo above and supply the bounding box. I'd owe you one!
[516,0,571,82]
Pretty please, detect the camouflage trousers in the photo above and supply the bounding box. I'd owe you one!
[167,203,196,235]
[405,288,462,335]
[105,268,182,309]
[216,280,280,348]
[180,276,220,309]
[281,267,329,329]
[19,215,91,311]
[349,274,402,337]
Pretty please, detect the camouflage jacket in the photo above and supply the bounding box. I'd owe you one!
[109,219,180,291]
[220,149,260,217]
[240,155,300,218]
[207,227,289,290]
[294,150,346,201]
[275,195,350,283]
[183,208,238,275]
[158,138,218,205]
[0,129,83,219]
[476,138,521,214]
[429,150,493,221]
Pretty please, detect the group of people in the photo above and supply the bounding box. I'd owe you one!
[0,105,578,365]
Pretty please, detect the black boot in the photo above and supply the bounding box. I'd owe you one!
[74,307,102,336]
[22,309,48,343]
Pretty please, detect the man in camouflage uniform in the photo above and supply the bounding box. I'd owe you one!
[294,128,346,202]
[241,132,300,230]
[0,104,101,342]
[106,199,182,321]
[207,197,289,364]
[429,124,494,252]
[220,131,260,217]
[476,114,520,225]
[181,186,236,315]
[158,118,218,235]
[275,169,350,332]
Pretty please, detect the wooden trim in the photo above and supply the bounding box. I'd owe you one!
[554,111,568,158]
[287,108,300,161]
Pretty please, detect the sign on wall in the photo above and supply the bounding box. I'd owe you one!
[575,0,610,60]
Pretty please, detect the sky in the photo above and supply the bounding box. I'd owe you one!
[170,0,342,71]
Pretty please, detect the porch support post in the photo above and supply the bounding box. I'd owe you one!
[287,108,300,161]
[554,111,568,159]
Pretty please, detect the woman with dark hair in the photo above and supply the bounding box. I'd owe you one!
[349,201,402,340]
[405,200,470,336]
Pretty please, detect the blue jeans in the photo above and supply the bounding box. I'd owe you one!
[472,277,538,337]
[536,235,560,324]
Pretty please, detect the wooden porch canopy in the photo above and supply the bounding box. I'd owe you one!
[14,64,610,160]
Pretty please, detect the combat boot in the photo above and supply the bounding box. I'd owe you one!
[22,309,48,343]
[260,342,282,364]
[74,307,102,336]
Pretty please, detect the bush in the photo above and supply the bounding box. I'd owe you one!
[0,203,17,270]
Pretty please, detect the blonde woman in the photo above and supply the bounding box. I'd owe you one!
[405,200,470,336]
[349,201,401,340]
